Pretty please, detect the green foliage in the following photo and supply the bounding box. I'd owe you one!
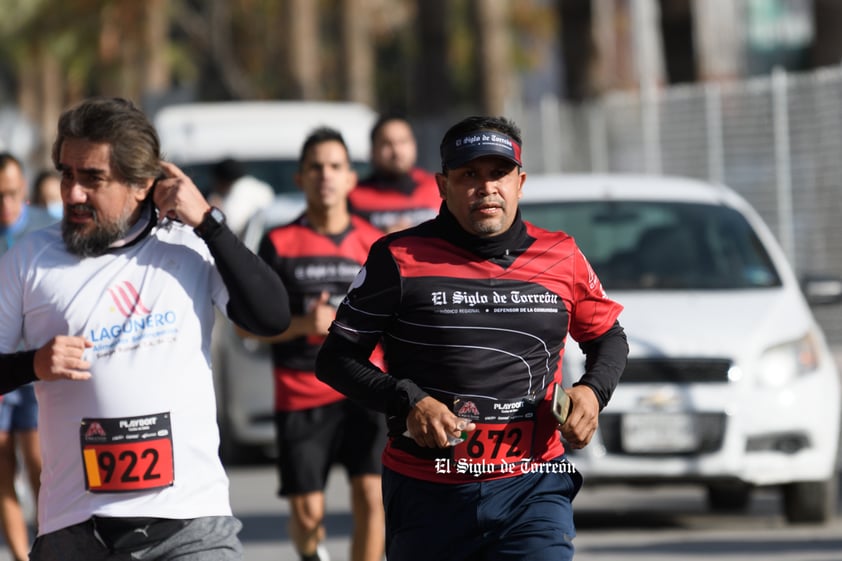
[0,0,548,115]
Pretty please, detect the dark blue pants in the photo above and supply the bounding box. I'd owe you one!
[383,459,582,561]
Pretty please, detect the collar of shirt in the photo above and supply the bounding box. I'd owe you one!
[108,202,156,250]
[435,202,530,260]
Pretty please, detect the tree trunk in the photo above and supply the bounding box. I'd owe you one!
[287,0,321,99]
[691,0,744,80]
[471,0,513,114]
[630,0,666,90]
[37,48,63,167]
[414,0,451,116]
[340,0,375,106]
[209,0,257,99]
[14,42,62,169]
[811,0,842,67]
[144,0,170,94]
[658,0,696,83]
[560,0,595,100]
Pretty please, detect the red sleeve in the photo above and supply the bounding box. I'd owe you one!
[569,247,623,342]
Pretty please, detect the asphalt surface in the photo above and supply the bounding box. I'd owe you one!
[1,451,839,561]
[226,463,842,561]
[3,350,841,560]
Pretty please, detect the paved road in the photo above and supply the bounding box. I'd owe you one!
[226,462,842,561]
[224,349,842,560]
[2,346,839,559]
[0,461,838,560]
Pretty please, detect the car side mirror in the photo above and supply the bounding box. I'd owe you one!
[800,274,842,306]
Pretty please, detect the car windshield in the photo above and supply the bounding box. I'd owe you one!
[519,201,782,290]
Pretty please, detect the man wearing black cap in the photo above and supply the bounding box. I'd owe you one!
[316,115,628,561]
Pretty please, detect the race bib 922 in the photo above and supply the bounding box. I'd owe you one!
[79,413,174,493]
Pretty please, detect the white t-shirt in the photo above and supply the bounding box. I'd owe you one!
[0,219,233,535]
[222,175,274,235]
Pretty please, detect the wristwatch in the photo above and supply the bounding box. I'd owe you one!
[194,206,227,239]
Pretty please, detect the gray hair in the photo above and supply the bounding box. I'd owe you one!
[52,97,161,187]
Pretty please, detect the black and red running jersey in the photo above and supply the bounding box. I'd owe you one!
[349,167,441,232]
[329,210,623,482]
[259,214,384,411]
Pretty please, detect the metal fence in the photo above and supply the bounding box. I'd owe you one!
[495,65,842,345]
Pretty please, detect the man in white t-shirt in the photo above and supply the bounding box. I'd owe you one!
[0,97,291,561]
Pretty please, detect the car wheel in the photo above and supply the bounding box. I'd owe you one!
[706,483,752,512]
[781,476,838,524]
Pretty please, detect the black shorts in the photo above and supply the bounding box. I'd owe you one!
[274,399,387,496]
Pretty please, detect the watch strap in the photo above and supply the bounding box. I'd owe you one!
[194,206,226,239]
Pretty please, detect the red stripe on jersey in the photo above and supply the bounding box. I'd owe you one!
[388,224,574,280]
[382,395,567,483]
[273,367,346,411]
[349,168,440,213]
[266,215,382,262]
[387,222,620,342]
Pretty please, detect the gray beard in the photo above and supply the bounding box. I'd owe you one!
[62,212,132,257]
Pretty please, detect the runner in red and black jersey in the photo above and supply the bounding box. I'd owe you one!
[240,128,386,561]
[349,114,441,233]
[317,116,628,561]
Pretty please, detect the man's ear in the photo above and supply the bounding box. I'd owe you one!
[135,177,156,202]
[435,172,447,199]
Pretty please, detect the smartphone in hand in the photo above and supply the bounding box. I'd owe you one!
[552,383,572,425]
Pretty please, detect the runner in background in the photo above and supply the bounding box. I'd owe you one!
[349,114,440,233]
[239,127,386,561]
[0,153,56,561]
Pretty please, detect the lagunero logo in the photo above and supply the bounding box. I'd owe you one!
[108,280,151,317]
[88,281,178,353]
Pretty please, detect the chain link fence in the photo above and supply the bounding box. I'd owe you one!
[495,66,842,346]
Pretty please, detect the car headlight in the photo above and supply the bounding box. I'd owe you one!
[757,332,819,387]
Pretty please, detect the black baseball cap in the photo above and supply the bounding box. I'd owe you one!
[440,129,522,170]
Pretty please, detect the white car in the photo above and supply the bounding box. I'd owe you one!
[212,194,306,462]
[518,173,842,524]
[155,101,377,462]
[155,100,377,195]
